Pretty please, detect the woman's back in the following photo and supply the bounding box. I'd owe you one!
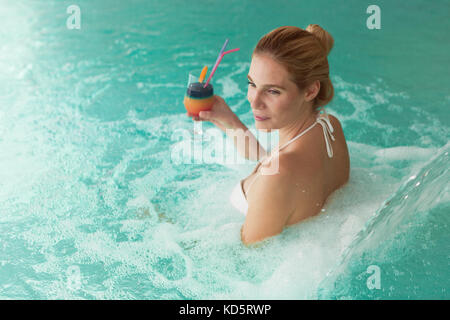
[278,113,350,225]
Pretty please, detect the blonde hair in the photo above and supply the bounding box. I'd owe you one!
[253,25,334,110]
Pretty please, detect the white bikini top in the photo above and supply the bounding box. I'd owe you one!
[229,109,335,215]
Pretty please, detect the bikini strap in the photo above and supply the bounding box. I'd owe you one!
[317,107,335,158]
[285,123,318,150]
[245,108,335,197]
[259,107,335,165]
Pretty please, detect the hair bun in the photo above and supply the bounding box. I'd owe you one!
[306,24,334,56]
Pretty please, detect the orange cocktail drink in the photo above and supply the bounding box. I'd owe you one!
[184,82,214,116]
[184,71,214,116]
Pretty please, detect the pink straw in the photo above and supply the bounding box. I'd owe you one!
[203,39,228,86]
[203,47,240,88]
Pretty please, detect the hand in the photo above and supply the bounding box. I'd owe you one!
[186,95,241,132]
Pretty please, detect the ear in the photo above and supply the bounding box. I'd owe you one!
[303,80,320,102]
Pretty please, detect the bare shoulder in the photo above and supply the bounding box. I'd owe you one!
[328,114,344,133]
[249,154,298,209]
[262,149,320,172]
[326,113,350,184]
[241,156,296,245]
[241,153,316,245]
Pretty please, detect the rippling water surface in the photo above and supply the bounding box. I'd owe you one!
[0,0,448,299]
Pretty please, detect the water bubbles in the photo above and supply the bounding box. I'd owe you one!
[152,255,187,281]
[62,62,74,72]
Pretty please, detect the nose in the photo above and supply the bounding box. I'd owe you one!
[248,90,265,110]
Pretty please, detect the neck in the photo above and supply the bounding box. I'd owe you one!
[278,107,319,148]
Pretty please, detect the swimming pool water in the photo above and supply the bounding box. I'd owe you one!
[0,0,448,299]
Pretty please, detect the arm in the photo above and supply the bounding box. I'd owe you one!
[189,95,268,161]
[240,155,317,245]
[240,158,296,245]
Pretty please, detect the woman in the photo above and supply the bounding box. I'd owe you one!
[187,25,350,245]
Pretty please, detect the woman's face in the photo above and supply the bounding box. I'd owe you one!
[247,53,312,131]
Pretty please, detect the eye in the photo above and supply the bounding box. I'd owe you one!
[268,89,280,95]
[247,81,256,87]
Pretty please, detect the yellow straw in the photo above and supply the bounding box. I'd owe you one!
[199,66,208,83]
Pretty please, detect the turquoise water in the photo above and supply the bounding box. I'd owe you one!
[0,0,448,299]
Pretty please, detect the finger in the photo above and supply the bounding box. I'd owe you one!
[198,111,211,120]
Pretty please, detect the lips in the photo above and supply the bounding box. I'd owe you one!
[254,115,269,121]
